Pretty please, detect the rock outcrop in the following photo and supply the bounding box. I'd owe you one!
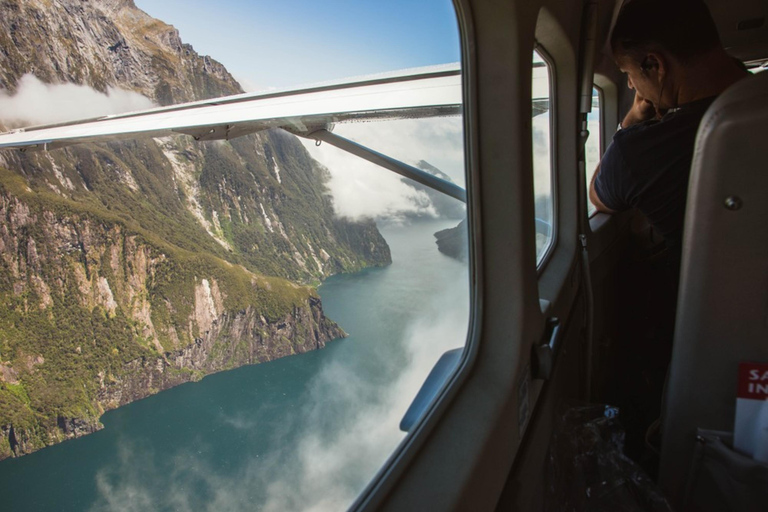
[434,218,468,262]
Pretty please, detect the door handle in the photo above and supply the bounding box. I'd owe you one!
[532,317,562,380]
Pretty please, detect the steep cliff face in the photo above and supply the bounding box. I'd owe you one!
[0,0,239,102]
[104,296,342,408]
[434,218,468,262]
[0,177,344,459]
[0,0,390,459]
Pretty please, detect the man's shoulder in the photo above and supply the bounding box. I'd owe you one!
[612,105,708,163]
[611,120,666,158]
[614,118,659,141]
[615,96,717,147]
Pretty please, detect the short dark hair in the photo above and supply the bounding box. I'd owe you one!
[610,0,722,63]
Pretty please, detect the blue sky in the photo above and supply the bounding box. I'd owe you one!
[133,0,461,91]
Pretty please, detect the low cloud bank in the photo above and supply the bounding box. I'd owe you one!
[261,268,469,511]
[301,118,465,223]
[0,74,154,127]
[304,115,554,225]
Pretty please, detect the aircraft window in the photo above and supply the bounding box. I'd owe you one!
[586,87,602,217]
[0,1,469,511]
[533,49,554,263]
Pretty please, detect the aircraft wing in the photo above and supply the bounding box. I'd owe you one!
[0,66,463,151]
[0,63,549,202]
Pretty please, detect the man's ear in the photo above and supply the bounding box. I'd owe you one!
[644,53,666,81]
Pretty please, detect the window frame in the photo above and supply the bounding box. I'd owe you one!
[533,44,558,270]
[352,1,585,510]
[586,84,604,218]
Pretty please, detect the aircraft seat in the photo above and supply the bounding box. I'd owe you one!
[658,70,768,510]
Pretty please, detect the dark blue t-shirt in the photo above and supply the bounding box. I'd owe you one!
[594,96,716,251]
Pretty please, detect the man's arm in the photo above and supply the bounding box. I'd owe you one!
[589,89,657,213]
[589,162,616,213]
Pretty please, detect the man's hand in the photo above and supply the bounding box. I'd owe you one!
[621,90,657,128]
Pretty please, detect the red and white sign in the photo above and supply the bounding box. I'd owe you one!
[734,362,768,462]
[737,362,768,400]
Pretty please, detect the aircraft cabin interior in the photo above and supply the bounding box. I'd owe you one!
[354,0,768,510]
[0,0,766,510]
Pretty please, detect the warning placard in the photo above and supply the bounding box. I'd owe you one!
[738,362,768,400]
[734,362,768,462]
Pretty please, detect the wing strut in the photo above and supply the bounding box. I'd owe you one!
[298,128,467,203]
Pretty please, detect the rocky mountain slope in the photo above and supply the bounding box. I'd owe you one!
[414,160,466,221]
[0,0,390,459]
[410,161,467,261]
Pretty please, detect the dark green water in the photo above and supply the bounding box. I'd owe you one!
[0,220,469,511]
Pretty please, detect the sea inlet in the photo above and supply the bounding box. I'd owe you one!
[0,219,470,511]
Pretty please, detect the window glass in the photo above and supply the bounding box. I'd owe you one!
[586,87,602,216]
[0,1,469,511]
[745,58,767,73]
[532,50,554,262]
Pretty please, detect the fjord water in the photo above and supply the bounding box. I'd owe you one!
[0,219,469,512]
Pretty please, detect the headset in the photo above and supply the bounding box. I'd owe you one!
[641,57,653,74]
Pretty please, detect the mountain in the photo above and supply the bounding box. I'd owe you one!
[0,0,390,459]
[408,161,468,261]
[434,218,468,262]
[413,160,466,220]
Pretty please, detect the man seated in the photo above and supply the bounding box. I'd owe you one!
[590,0,748,271]
[589,0,749,466]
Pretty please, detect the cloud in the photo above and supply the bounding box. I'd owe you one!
[90,442,163,512]
[219,411,259,431]
[230,72,271,94]
[302,113,553,225]
[260,267,469,511]
[300,117,464,222]
[0,74,155,127]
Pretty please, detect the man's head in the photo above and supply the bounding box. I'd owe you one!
[611,0,721,63]
[610,0,722,109]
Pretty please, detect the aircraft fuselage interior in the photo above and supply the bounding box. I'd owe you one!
[0,0,766,510]
[357,0,768,510]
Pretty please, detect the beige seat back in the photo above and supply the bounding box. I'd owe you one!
[659,70,768,507]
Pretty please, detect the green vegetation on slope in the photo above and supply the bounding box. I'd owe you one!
[0,163,317,454]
